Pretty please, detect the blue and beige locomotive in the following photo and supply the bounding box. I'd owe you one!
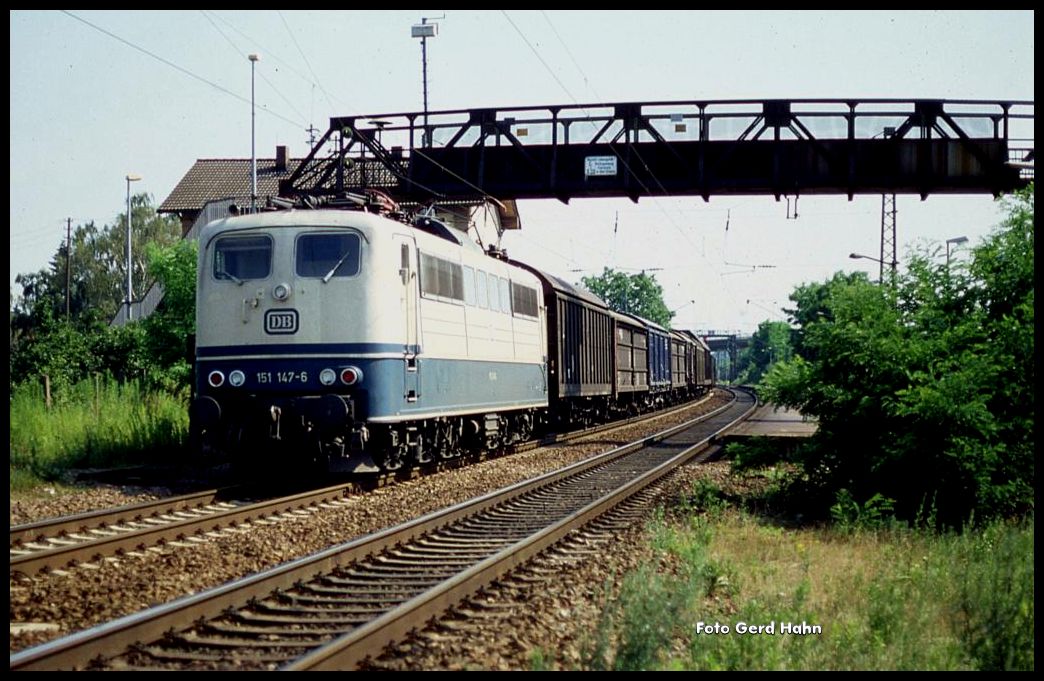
[189,196,714,473]
[190,197,547,473]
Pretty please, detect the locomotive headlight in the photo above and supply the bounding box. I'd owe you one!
[340,366,363,385]
[272,282,292,301]
[207,370,226,388]
[229,370,246,387]
[319,368,337,386]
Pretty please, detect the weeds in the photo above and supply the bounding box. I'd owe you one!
[9,375,189,487]
[586,477,1033,670]
[952,521,1034,671]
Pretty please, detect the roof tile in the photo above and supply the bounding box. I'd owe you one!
[159,158,302,213]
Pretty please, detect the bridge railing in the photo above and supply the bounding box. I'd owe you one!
[313,99,1033,150]
[284,98,1033,201]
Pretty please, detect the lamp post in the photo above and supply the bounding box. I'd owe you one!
[411,18,439,146]
[670,299,696,318]
[849,252,896,285]
[125,174,142,321]
[249,53,260,211]
[945,236,968,267]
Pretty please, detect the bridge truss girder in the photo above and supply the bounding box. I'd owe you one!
[281,99,1033,204]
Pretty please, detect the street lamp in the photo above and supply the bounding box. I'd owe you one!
[411,17,439,146]
[249,53,260,211]
[849,252,897,285]
[125,174,142,321]
[945,236,968,267]
[849,252,885,265]
[670,299,696,316]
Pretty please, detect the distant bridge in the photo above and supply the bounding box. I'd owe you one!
[283,98,1033,204]
[699,332,751,383]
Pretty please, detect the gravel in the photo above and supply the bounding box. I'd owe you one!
[367,459,738,671]
[10,486,167,527]
[9,392,731,662]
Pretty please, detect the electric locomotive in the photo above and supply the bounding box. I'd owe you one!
[189,198,548,473]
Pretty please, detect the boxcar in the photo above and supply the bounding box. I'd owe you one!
[611,310,649,405]
[514,264,615,425]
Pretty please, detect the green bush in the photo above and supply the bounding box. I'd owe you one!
[761,186,1034,525]
[10,376,189,483]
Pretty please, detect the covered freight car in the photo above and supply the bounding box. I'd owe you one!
[513,264,615,427]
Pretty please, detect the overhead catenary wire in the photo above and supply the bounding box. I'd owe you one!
[204,10,352,115]
[200,11,310,126]
[539,10,599,102]
[60,10,305,130]
[203,10,348,147]
[500,11,724,280]
[277,10,339,115]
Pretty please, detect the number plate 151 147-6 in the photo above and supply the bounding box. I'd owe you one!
[256,371,309,384]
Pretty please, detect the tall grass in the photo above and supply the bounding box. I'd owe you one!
[10,376,189,486]
[585,487,1033,670]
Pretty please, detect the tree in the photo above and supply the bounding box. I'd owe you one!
[761,185,1034,525]
[735,320,793,384]
[141,239,198,392]
[580,267,674,327]
[10,193,181,331]
[10,194,186,395]
[9,240,198,395]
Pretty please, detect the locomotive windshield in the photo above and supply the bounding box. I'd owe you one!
[214,235,272,282]
[296,233,361,280]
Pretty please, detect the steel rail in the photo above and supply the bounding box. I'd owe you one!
[290,389,756,671]
[9,391,718,575]
[509,389,717,454]
[10,487,231,546]
[10,388,753,671]
[9,483,354,576]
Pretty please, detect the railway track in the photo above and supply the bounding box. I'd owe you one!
[9,484,357,576]
[10,387,755,671]
[10,392,722,576]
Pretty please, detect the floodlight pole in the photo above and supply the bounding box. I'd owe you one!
[421,19,429,128]
[411,17,440,147]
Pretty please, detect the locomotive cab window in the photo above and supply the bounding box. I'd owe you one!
[213,235,272,282]
[296,232,362,279]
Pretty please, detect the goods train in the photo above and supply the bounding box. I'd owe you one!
[189,194,714,473]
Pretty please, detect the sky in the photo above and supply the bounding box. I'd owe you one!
[9,10,1034,333]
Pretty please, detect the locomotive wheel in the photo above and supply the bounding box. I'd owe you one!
[379,448,407,471]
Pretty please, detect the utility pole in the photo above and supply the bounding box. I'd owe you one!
[65,218,72,320]
[125,174,142,321]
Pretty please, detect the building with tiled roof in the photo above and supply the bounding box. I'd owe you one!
[159,145,300,235]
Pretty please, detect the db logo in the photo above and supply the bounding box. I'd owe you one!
[264,309,299,335]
